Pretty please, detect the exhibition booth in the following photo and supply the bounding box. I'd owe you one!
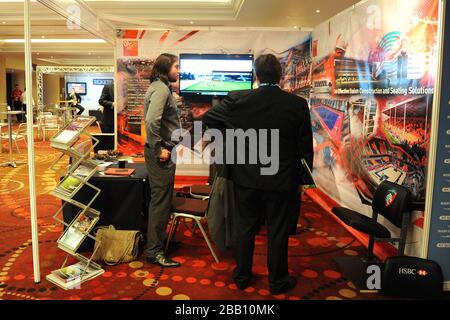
[0,0,449,300]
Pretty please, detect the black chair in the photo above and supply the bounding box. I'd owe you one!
[332,180,411,263]
[189,164,216,200]
[332,181,411,289]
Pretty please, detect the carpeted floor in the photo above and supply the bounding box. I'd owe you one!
[0,127,384,300]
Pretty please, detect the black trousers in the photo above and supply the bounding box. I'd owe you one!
[232,184,297,291]
[75,104,85,115]
[289,192,302,235]
[144,144,176,259]
[102,111,114,133]
[13,101,23,122]
[102,122,115,133]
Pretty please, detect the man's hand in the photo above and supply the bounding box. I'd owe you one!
[159,149,171,162]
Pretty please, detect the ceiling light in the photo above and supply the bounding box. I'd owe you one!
[41,35,45,38]
[190,21,194,25]
[2,21,6,25]
[50,56,54,59]
[316,10,321,13]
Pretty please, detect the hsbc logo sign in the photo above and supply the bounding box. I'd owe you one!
[399,268,416,275]
[418,270,428,276]
[366,265,430,291]
[398,268,428,276]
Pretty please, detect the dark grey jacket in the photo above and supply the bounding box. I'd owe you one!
[98,83,115,130]
[144,80,181,158]
[207,170,235,253]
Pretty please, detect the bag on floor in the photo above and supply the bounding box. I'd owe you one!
[92,225,142,266]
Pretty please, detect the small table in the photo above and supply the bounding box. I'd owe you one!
[0,111,26,168]
[62,163,150,252]
[57,107,78,127]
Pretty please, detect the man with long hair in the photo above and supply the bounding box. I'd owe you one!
[144,53,182,267]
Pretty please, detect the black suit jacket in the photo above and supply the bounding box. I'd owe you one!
[203,86,313,192]
[98,83,115,128]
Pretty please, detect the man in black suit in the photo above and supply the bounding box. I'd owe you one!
[98,82,115,133]
[202,54,313,295]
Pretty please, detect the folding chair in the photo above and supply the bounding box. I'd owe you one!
[165,197,219,263]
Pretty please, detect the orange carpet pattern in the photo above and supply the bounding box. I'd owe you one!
[0,131,383,300]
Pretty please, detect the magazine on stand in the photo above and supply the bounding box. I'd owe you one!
[46,261,104,290]
[51,130,80,149]
[72,163,97,179]
[54,175,84,198]
[68,139,95,170]
[65,116,95,132]
[71,138,93,158]
[50,116,95,150]
[57,208,100,253]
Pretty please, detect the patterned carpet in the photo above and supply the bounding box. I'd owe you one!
[0,128,383,300]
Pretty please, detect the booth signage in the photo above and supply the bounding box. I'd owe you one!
[93,79,113,86]
[426,0,450,284]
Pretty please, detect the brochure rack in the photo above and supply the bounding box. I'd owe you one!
[46,116,104,290]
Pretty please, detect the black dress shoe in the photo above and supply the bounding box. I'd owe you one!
[165,240,181,254]
[270,277,298,295]
[235,281,250,291]
[170,239,182,246]
[147,254,181,268]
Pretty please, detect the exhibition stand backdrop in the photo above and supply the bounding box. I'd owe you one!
[20,0,448,289]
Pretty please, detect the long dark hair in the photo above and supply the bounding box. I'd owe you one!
[150,53,178,84]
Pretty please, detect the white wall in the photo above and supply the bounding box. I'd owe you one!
[65,72,113,115]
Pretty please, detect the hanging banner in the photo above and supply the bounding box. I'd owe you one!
[280,37,312,100]
[115,29,309,155]
[310,0,439,255]
[425,0,450,287]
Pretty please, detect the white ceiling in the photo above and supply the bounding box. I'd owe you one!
[0,0,361,66]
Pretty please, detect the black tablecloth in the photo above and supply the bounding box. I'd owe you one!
[62,163,149,252]
[88,110,103,122]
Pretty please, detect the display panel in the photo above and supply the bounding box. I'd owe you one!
[180,54,254,97]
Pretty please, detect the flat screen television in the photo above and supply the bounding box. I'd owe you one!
[179,53,254,98]
[66,82,87,95]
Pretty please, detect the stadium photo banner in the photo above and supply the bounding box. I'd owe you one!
[310,0,439,256]
[279,37,312,100]
[115,29,310,156]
